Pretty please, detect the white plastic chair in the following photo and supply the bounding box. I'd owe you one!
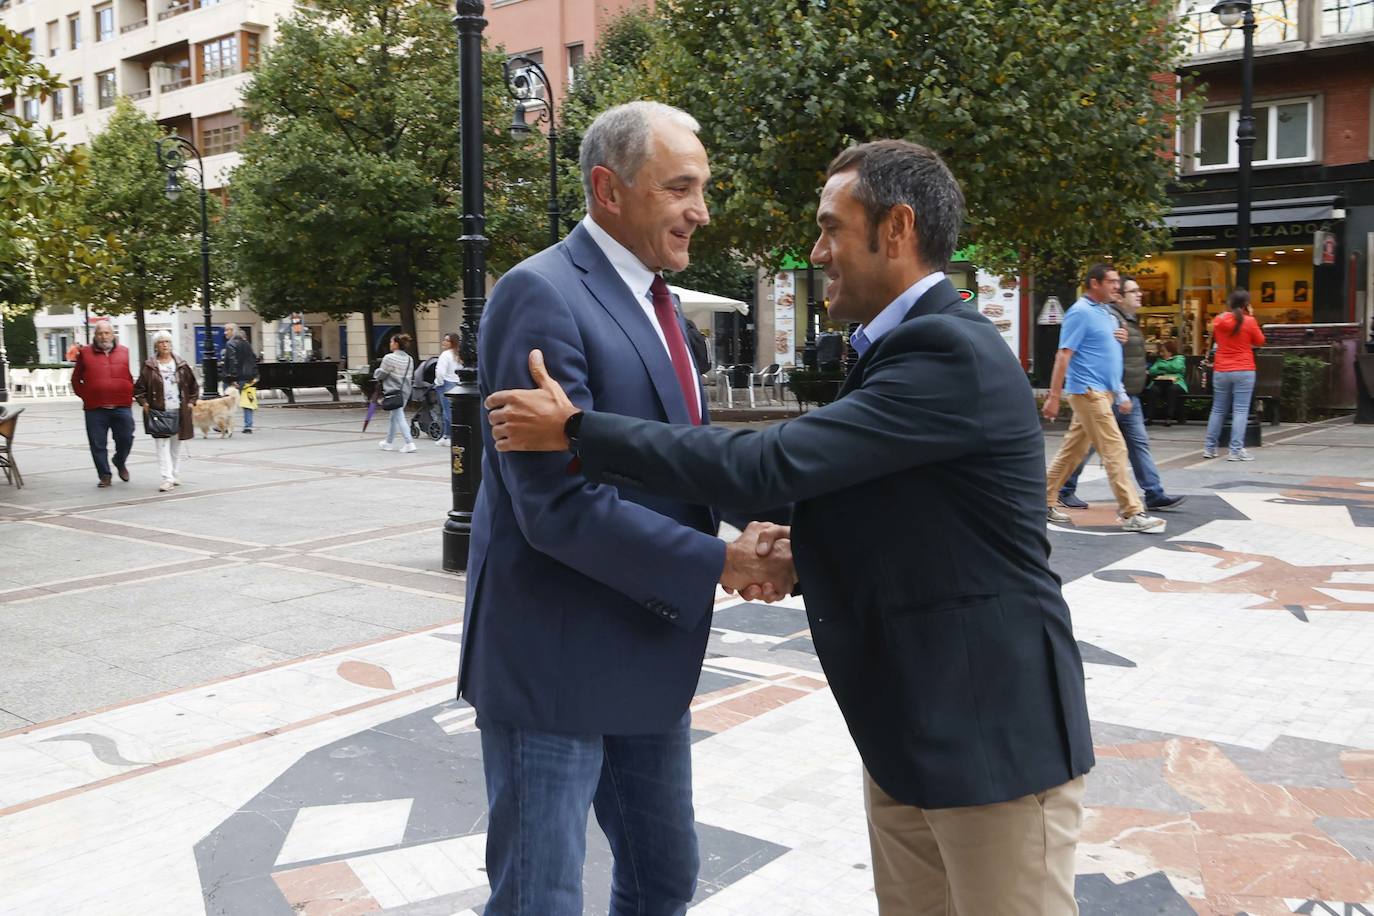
[29,369,54,397]
[8,368,31,397]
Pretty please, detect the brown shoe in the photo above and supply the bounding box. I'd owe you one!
[97,476,112,488]
[116,465,129,482]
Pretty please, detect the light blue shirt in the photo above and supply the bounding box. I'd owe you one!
[851,272,947,357]
[1059,296,1127,403]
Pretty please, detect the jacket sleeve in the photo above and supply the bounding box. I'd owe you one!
[132,367,147,406]
[221,341,239,378]
[70,353,86,396]
[576,319,984,513]
[481,267,726,630]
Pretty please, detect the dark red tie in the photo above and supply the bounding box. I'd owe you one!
[650,275,701,425]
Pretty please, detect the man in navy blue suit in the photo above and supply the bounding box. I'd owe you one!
[459,101,793,916]
[487,140,1096,915]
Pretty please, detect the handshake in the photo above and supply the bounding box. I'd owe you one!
[721,521,796,603]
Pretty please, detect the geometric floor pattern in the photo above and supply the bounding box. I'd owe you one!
[2,401,1373,914]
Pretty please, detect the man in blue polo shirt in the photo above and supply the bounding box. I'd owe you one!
[1041,264,1165,533]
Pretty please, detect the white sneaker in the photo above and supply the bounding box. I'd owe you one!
[1119,513,1166,533]
[1047,506,1071,524]
[1202,447,1217,459]
[378,441,395,451]
[436,437,450,447]
[1227,448,1255,461]
[401,442,417,454]
[158,480,174,492]
[172,478,181,487]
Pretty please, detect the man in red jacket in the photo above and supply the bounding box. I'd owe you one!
[71,320,136,487]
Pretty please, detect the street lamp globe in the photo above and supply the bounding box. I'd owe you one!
[164,170,182,201]
[509,100,530,135]
[1210,0,1251,27]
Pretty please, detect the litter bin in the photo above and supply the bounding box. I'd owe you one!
[1216,415,1262,448]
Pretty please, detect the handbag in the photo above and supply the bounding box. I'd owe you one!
[144,407,180,439]
[380,390,404,411]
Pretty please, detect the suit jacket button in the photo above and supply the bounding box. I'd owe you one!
[668,610,679,620]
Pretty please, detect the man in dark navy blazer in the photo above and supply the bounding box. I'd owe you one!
[460,101,793,916]
[486,140,1095,915]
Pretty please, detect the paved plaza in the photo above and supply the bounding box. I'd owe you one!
[2,398,1374,915]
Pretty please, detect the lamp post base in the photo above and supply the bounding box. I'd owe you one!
[442,382,482,572]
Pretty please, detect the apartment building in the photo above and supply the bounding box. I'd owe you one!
[1137,0,1374,356]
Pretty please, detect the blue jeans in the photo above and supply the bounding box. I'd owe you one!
[436,380,454,437]
[223,380,252,429]
[385,405,412,444]
[84,406,134,479]
[1206,370,1256,453]
[1060,396,1165,503]
[479,714,698,916]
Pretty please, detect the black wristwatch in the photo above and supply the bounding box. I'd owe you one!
[564,411,585,453]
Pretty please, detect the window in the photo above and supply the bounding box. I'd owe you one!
[96,69,116,109]
[71,78,84,115]
[245,32,259,69]
[509,49,546,102]
[46,20,59,56]
[68,14,81,50]
[199,34,239,81]
[52,88,63,119]
[199,111,244,155]
[1322,0,1374,35]
[1193,99,1314,170]
[566,43,584,87]
[94,4,114,42]
[22,97,41,122]
[20,29,36,58]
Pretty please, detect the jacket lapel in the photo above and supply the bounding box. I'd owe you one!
[564,224,691,426]
[838,277,964,398]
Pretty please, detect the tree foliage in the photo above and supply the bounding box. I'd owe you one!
[226,0,547,358]
[0,26,110,319]
[60,97,227,361]
[616,0,1199,278]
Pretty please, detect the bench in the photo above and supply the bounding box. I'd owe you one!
[1176,353,1283,426]
[255,360,341,404]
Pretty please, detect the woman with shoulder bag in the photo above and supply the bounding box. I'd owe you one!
[133,330,199,491]
[374,333,417,453]
[1204,289,1267,461]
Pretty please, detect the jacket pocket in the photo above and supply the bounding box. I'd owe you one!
[882,593,997,619]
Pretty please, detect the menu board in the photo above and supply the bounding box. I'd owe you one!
[773,271,796,367]
[976,270,1021,361]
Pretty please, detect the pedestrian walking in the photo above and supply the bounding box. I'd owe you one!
[1055,276,1185,513]
[219,323,259,434]
[133,331,198,492]
[374,334,416,453]
[1042,264,1165,532]
[1143,338,1187,425]
[433,332,462,447]
[1204,289,1267,461]
[70,320,135,488]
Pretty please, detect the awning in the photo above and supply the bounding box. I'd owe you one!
[669,285,748,329]
[1166,195,1341,229]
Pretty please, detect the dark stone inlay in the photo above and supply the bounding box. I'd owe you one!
[1093,569,1163,584]
[712,602,808,638]
[1219,735,1353,790]
[1074,871,1196,915]
[771,635,817,655]
[1077,641,1136,668]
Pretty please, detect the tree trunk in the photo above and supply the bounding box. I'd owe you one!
[134,305,148,364]
[361,307,377,366]
[398,281,418,361]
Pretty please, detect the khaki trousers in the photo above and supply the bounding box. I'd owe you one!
[1045,391,1143,518]
[865,772,1085,916]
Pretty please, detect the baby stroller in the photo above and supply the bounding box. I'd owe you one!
[409,356,445,440]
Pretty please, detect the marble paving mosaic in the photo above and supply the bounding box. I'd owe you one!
[2,475,1373,914]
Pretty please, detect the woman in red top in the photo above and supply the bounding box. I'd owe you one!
[1204,289,1267,460]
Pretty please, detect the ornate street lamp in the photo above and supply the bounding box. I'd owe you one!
[504,55,561,249]
[155,135,218,399]
[1211,0,1257,290]
[442,0,488,573]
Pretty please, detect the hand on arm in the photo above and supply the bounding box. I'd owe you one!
[486,349,580,451]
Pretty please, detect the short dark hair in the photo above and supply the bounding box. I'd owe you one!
[1159,338,1177,357]
[826,139,964,268]
[1084,263,1117,287]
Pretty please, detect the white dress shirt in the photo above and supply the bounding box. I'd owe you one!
[581,216,701,418]
[852,271,948,355]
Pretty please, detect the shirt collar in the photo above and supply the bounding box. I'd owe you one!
[854,271,947,350]
[582,216,658,303]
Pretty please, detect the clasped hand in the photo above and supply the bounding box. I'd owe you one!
[722,521,796,603]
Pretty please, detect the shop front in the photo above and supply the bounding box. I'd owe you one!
[1137,196,1347,355]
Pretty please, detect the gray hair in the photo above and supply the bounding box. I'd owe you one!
[93,319,114,333]
[222,322,239,337]
[151,330,174,347]
[579,101,701,207]
[826,140,965,269]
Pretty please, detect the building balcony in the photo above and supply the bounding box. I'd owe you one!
[159,75,192,93]
[128,87,152,100]
[1179,0,1374,67]
[157,1,191,21]
[121,18,149,33]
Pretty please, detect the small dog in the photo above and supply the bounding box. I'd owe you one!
[193,388,239,438]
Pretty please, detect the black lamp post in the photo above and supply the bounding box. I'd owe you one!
[442,0,488,573]
[156,135,217,399]
[504,55,560,249]
[1212,0,1257,290]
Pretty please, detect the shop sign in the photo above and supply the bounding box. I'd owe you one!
[1217,220,1333,241]
[1315,230,1337,266]
[1037,296,1064,326]
[957,289,975,301]
[772,271,796,367]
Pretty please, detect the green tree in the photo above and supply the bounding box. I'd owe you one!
[0,26,109,319]
[64,97,226,362]
[651,0,1199,280]
[227,0,545,361]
